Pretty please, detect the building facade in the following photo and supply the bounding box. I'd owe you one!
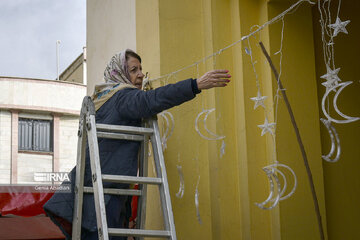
[0,77,86,184]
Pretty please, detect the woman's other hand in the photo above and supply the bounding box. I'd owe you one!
[196,69,231,90]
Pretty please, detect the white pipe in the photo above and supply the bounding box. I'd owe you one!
[56,40,61,80]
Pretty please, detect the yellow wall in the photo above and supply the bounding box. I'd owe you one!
[313,2,360,240]
[87,0,359,239]
[267,2,327,239]
[136,0,347,239]
[137,1,326,239]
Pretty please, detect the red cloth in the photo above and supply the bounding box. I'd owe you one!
[129,184,139,222]
[0,185,54,217]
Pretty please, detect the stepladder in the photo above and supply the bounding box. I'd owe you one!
[71,96,177,240]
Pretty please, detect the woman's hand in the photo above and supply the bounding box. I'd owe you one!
[196,69,231,90]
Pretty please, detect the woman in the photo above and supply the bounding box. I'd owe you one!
[43,49,231,239]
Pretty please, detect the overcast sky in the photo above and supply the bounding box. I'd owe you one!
[0,0,86,80]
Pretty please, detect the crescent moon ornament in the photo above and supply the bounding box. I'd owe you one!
[195,108,225,141]
[255,167,281,210]
[255,168,281,210]
[195,110,209,140]
[220,140,226,158]
[270,168,287,200]
[160,112,169,148]
[267,163,297,201]
[195,175,202,224]
[321,81,360,124]
[159,111,175,150]
[147,142,157,176]
[256,168,276,208]
[148,139,152,157]
[320,118,341,162]
[256,163,297,210]
[333,82,360,122]
[203,109,225,139]
[176,165,185,198]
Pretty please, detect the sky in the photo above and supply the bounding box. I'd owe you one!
[0,0,86,80]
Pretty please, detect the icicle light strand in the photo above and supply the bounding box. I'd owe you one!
[149,0,315,84]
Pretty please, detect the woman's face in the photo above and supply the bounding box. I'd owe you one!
[127,56,145,89]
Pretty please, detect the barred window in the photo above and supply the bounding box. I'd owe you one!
[18,118,53,152]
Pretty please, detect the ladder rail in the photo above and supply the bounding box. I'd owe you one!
[150,118,177,239]
[137,122,150,240]
[72,114,87,240]
[87,114,109,240]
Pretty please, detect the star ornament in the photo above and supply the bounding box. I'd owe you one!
[328,17,350,37]
[257,117,276,136]
[250,91,268,110]
[320,66,341,91]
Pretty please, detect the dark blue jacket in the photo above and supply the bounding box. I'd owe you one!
[43,79,199,239]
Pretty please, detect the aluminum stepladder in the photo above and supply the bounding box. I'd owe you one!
[72,96,177,240]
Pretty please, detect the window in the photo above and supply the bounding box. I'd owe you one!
[18,118,53,152]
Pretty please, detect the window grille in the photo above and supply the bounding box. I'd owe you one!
[18,118,53,152]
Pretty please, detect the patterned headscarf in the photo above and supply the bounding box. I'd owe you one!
[91,49,137,111]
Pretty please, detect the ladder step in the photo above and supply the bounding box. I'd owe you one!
[102,174,162,185]
[96,123,154,135]
[97,132,144,141]
[83,187,142,196]
[108,228,171,238]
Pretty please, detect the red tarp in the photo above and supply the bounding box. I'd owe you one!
[0,185,138,239]
[0,185,53,217]
[0,185,65,239]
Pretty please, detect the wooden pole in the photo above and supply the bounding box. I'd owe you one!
[259,41,325,240]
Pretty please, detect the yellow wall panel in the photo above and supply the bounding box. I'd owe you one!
[134,0,359,239]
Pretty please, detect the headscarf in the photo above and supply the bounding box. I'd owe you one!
[91,49,137,111]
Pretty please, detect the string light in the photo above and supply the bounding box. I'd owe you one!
[148,0,315,84]
[317,0,359,164]
[150,0,320,218]
[244,11,298,210]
